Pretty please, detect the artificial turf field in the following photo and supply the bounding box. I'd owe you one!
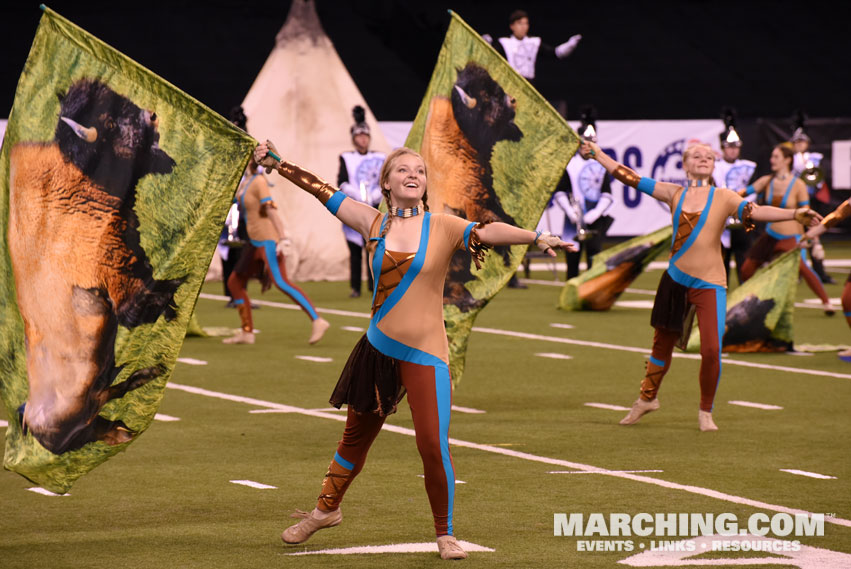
[1,240,850,568]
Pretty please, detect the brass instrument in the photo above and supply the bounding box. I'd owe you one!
[566,189,592,242]
[798,152,824,186]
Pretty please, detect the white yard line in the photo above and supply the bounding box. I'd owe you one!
[198,294,851,381]
[229,479,277,489]
[176,357,207,366]
[154,413,181,422]
[451,405,486,414]
[166,382,851,529]
[728,401,783,411]
[549,469,664,475]
[27,487,69,497]
[288,540,495,556]
[295,355,333,363]
[584,403,631,411]
[535,352,573,360]
[779,469,837,480]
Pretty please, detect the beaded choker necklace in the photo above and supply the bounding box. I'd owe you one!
[389,205,420,218]
[687,179,709,187]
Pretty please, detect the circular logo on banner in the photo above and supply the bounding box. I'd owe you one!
[355,156,384,194]
[578,161,607,202]
[726,164,756,189]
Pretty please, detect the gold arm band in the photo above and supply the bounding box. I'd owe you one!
[276,160,338,205]
[821,199,851,229]
[612,165,641,188]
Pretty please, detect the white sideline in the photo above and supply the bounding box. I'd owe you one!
[166,381,851,529]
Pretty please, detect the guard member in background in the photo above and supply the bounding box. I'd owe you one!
[337,106,386,297]
[714,119,756,286]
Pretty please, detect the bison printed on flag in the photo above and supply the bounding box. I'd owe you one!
[404,11,579,386]
[684,250,799,353]
[0,8,255,492]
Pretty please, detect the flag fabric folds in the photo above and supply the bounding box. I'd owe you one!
[0,8,255,492]
[685,249,799,353]
[559,226,673,311]
[404,11,579,385]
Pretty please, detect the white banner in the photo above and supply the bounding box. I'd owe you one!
[379,119,729,236]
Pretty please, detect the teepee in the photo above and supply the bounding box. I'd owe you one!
[242,0,391,281]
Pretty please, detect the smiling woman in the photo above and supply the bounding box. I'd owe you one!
[252,140,574,560]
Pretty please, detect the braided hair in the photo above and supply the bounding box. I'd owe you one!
[371,148,429,251]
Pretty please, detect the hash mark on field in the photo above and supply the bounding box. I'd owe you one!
[287,540,494,555]
[0,420,7,428]
[549,323,575,330]
[295,355,333,363]
[535,352,573,360]
[250,408,345,414]
[451,405,486,414]
[341,326,364,332]
[780,469,837,480]
[177,357,207,366]
[167,382,851,529]
[418,475,466,484]
[584,402,631,411]
[728,400,783,411]
[230,479,277,489]
[27,487,69,497]
[548,469,664,475]
[614,300,655,309]
[154,413,181,422]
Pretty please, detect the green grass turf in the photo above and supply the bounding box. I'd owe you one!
[1,238,850,568]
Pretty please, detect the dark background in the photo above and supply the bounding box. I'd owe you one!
[2,0,850,123]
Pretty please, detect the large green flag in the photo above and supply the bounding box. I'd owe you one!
[0,8,255,492]
[404,11,579,385]
[685,249,799,352]
[559,226,673,311]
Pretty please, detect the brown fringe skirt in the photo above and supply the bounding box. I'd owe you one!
[650,270,691,334]
[329,334,405,417]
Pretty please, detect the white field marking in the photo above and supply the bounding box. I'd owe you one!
[0,420,7,428]
[288,540,494,556]
[535,352,573,360]
[199,293,369,319]
[620,534,851,567]
[166,382,851,529]
[341,325,364,332]
[787,351,815,357]
[201,290,851,381]
[522,278,564,287]
[728,400,784,411]
[176,357,207,366]
[418,474,466,484]
[802,297,842,305]
[779,469,837,480]
[549,322,575,329]
[27,487,69,497]
[614,300,655,309]
[584,402,631,411]
[154,413,181,422]
[625,287,658,296]
[249,408,345,414]
[549,469,664,474]
[295,355,333,363]
[450,405,486,414]
[472,327,851,381]
[229,479,277,489]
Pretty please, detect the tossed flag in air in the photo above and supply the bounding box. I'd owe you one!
[685,249,799,353]
[559,225,673,311]
[0,7,255,493]
[404,11,579,385]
